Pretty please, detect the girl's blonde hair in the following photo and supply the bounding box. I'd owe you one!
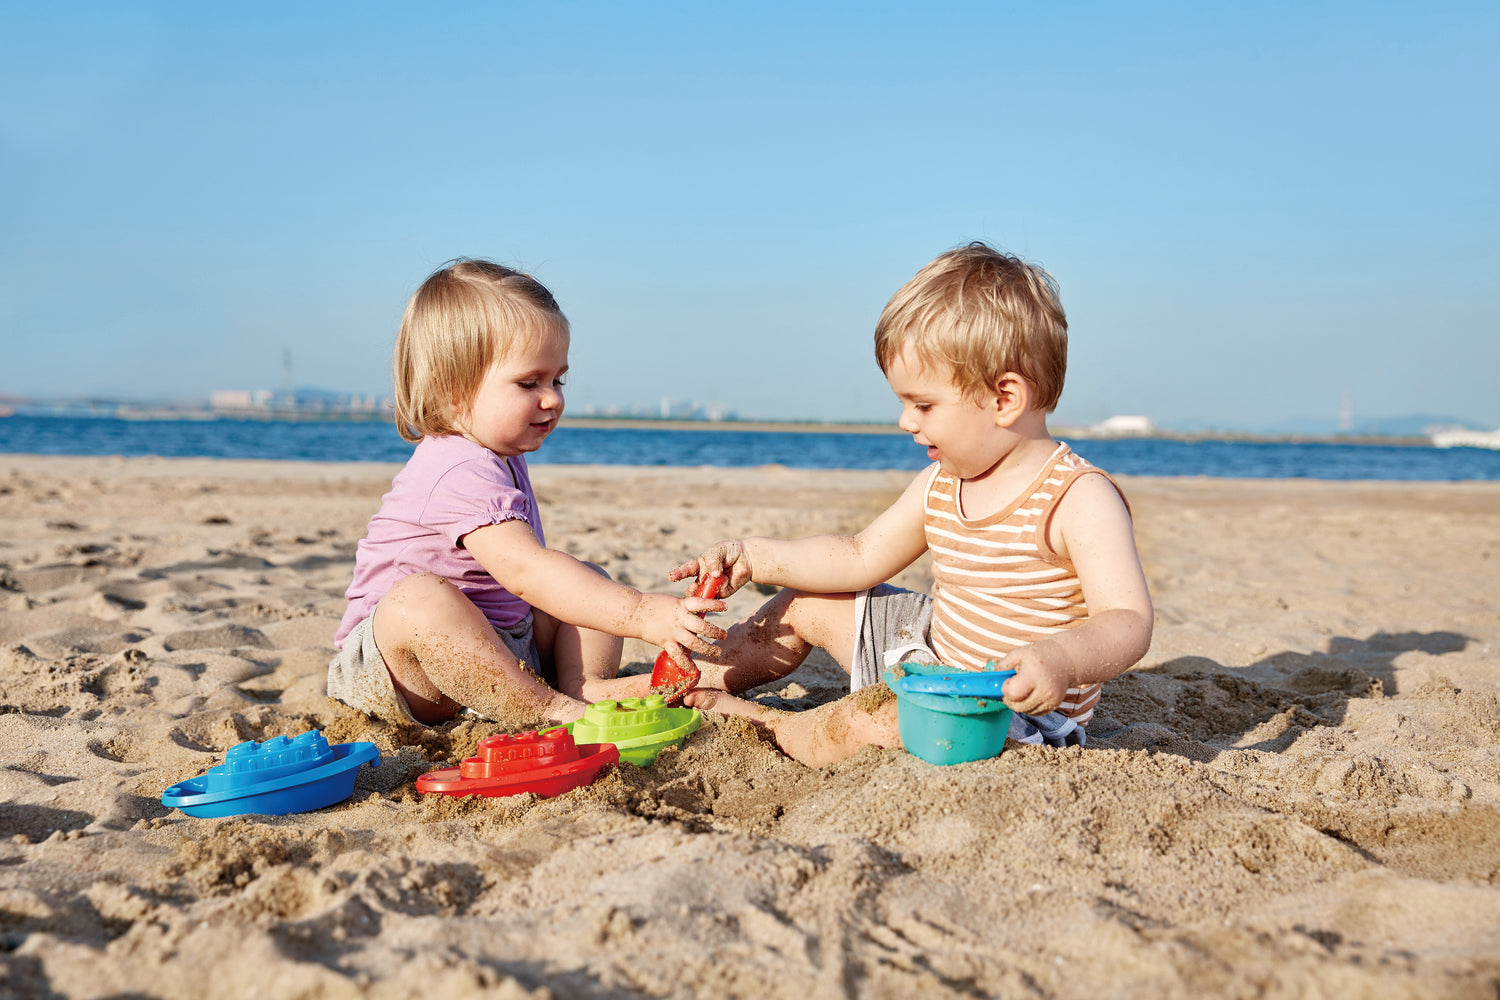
[874,242,1068,412]
[392,258,570,442]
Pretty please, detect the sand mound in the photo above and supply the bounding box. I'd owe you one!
[2,456,1498,998]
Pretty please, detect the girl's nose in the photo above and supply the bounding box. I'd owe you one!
[898,407,919,434]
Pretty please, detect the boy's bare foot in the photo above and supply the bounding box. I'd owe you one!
[682,687,779,723]
[687,685,901,768]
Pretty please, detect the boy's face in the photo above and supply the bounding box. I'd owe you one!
[457,327,569,456]
[886,345,1008,479]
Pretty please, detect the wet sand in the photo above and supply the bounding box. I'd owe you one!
[2,454,1498,998]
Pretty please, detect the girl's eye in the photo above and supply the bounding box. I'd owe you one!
[518,381,538,390]
[554,376,568,388]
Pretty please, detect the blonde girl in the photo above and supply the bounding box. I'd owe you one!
[329,259,723,726]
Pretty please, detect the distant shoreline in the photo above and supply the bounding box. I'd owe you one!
[560,417,904,435]
[0,408,1438,447]
[562,417,1434,448]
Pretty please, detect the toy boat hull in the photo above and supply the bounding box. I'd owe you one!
[565,701,702,767]
[161,741,379,818]
[415,742,619,798]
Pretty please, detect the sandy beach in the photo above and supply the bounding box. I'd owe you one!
[2,453,1498,999]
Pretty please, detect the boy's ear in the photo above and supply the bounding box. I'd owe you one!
[992,372,1031,427]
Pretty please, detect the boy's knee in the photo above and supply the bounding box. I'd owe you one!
[781,589,857,647]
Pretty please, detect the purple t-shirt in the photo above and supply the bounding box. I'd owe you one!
[334,435,544,647]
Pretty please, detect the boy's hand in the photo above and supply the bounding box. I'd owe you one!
[998,640,1076,717]
[669,540,753,597]
[633,592,726,662]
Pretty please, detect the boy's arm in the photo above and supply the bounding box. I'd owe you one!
[463,520,725,660]
[1000,475,1154,716]
[671,466,933,596]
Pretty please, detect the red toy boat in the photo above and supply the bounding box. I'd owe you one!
[415,728,619,798]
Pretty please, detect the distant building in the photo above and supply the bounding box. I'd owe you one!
[209,388,390,419]
[1090,415,1155,437]
[1430,426,1500,450]
[210,390,255,413]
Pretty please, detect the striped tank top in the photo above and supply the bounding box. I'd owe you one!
[925,443,1124,724]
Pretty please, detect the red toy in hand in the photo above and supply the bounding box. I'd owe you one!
[648,574,724,705]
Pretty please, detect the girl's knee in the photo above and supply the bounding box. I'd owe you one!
[387,571,453,598]
[377,573,475,631]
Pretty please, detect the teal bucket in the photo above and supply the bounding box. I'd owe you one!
[883,662,1014,765]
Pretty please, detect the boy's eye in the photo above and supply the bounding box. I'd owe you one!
[554,376,567,388]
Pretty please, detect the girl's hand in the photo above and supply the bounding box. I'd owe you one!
[998,640,1076,717]
[668,540,753,597]
[634,592,726,660]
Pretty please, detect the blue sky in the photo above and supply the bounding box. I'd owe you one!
[2,2,1496,431]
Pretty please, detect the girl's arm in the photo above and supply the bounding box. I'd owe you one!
[999,474,1154,715]
[463,520,724,659]
[671,466,933,596]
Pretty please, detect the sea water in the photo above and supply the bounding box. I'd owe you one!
[3,415,1500,482]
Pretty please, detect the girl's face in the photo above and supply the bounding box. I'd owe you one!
[456,327,569,456]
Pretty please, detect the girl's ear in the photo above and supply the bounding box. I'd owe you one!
[448,394,470,434]
[992,373,1031,427]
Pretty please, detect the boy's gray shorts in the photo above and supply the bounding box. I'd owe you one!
[327,614,545,726]
[850,583,938,693]
[851,583,1086,747]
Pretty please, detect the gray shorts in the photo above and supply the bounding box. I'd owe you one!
[850,584,1086,747]
[327,613,545,726]
[850,583,937,693]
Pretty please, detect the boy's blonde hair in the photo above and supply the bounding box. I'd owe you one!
[392,258,569,443]
[874,242,1068,412]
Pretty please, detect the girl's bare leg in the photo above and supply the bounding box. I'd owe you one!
[696,588,861,694]
[372,572,582,725]
[534,561,654,703]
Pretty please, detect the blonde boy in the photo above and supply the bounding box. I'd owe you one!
[675,243,1153,765]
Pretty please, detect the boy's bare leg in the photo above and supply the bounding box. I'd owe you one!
[687,588,902,766]
[696,588,860,694]
[693,688,901,767]
[372,572,582,725]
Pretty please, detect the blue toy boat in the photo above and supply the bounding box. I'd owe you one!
[161,730,379,818]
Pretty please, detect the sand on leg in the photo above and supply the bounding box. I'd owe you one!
[372,571,580,725]
[695,684,901,767]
